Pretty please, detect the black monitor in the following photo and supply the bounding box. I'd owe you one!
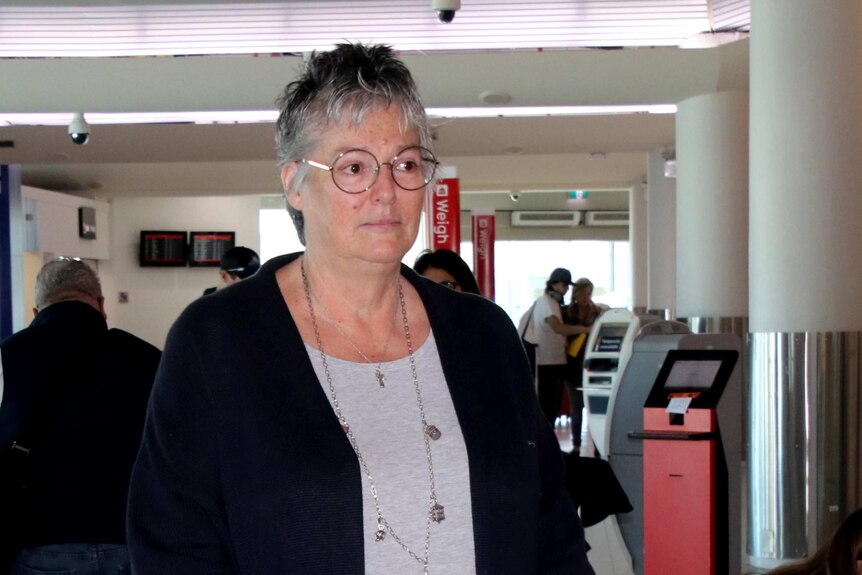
[188,231,235,267]
[644,349,738,409]
[139,230,187,267]
[591,322,629,353]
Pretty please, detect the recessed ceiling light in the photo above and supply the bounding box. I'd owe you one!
[479,91,512,105]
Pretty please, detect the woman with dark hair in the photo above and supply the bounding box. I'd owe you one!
[766,507,862,575]
[413,249,481,295]
[128,43,593,575]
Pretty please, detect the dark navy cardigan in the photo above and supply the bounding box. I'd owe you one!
[128,253,593,574]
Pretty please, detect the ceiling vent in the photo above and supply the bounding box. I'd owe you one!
[584,211,630,226]
[511,211,582,227]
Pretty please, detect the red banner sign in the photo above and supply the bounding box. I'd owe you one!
[426,176,460,253]
[471,209,495,300]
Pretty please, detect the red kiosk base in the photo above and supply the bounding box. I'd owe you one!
[642,408,717,575]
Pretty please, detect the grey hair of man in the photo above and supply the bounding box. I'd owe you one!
[275,43,434,246]
[35,257,103,311]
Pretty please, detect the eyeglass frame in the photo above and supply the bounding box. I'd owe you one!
[299,145,439,195]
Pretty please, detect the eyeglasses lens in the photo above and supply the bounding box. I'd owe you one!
[331,146,436,194]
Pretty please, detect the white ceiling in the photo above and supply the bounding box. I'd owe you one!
[0,0,751,213]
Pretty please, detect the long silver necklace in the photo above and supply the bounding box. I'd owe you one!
[300,258,444,575]
[310,291,394,388]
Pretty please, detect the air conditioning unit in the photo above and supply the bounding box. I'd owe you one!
[584,211,630,226]
[510,211,582,227]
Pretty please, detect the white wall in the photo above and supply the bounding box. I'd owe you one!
[22,185,111,260]
[100,195,262,349]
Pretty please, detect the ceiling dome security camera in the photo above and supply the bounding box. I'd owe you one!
[68,112,90,145]
[432,0,460,22]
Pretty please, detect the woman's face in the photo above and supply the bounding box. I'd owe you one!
[283,105,426,266]
[421,266,461,291]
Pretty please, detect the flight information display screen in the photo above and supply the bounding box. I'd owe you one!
[139,230,187,267]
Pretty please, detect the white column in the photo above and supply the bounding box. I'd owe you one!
[676,92,749,318]
[629,181,648,312]
[750,0,862,332]
[748,0,862,567]
[646,149,676,316]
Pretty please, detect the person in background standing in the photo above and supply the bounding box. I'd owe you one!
[0,258,160,574]
[202,246,261,296]
[413,249,481,295]
[563,277,606,454]
[532,268,591,426]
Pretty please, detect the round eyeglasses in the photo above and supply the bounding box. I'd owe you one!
[301,145,439,195]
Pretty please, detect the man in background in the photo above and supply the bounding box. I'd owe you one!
[532,267,591,425]
[0,257,160,573]
[202,246,261,296]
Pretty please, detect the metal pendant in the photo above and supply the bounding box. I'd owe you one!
[375,367,386,388]
[430,502,445,523]
[375,528,386,541]
[425,425,442,440]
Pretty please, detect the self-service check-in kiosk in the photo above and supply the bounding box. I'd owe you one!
[581,309,645,457]
[632,347,741,575]
[607,326,741,575]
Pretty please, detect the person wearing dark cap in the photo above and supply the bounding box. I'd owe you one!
[528,267,592,425]
[202,246,261,296]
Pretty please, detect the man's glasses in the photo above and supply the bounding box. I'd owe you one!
[301,145,438,195]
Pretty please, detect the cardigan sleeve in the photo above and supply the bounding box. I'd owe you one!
[127,309,236,574]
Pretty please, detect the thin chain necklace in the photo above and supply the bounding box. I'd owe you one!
[300,257,444,575]
[310,291,394,388]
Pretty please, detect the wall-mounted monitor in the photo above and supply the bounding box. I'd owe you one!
[139,230,187,267]
[78,206,97,239]
[188,231,235,267]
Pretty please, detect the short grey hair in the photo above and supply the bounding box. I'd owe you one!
[275,43,433,246]
[35,258,102,310]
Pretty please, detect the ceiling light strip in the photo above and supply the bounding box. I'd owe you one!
[0,104,677,127]
[0,0,730,57]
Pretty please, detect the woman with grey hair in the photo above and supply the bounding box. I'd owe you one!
[128,43,592,575]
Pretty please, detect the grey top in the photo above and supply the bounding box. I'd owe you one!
[306,332,476,575]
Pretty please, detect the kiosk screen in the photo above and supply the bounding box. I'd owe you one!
[663,360,722,391]
[645,349,739,409]
[592,323,629,353]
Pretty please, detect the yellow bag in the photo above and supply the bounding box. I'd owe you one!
[567,333,587,358]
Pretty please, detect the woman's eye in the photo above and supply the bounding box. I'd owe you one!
[397,160,419,173]
[343,162,364,175]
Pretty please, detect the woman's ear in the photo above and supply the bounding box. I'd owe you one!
[281,163,303,211]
